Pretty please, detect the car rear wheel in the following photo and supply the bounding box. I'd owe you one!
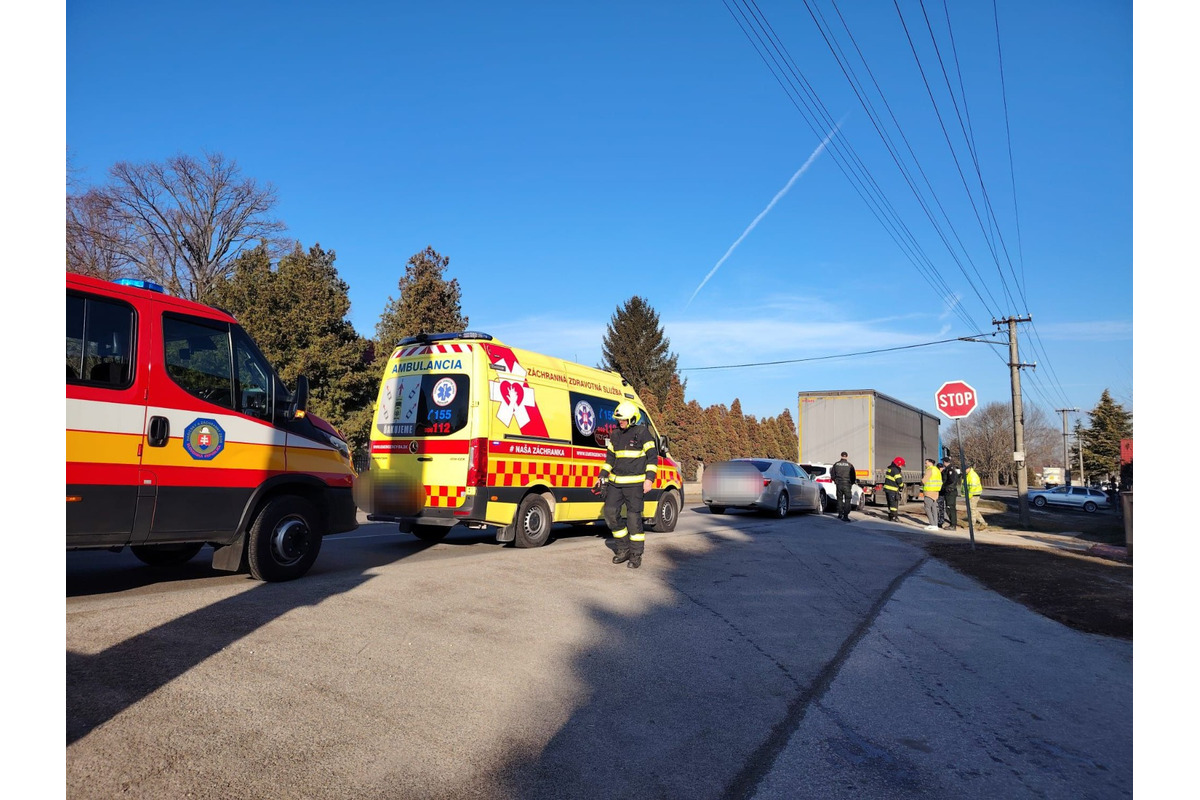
[708,504,726,515]
[1084,501,1097,513]
[1033,496,1047,508]
[772,492,790,518]
[514,494,553,548]
[823,492,835,513]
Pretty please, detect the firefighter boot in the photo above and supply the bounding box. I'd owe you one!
[612,548,631,565]
[627,553,642,569]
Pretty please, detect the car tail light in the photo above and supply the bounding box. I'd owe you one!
[466,438,488,487]
[763,479,771,487]
[817,477,832,483]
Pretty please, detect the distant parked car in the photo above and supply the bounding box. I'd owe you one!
[1027,485,1111,513]
[701,459,823,517]
[798,462,866,513]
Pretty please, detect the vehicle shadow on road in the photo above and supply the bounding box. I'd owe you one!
[66,532,430,745]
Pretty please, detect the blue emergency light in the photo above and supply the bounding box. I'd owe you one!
[115,278,166,293]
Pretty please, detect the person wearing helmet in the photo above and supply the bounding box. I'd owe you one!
[596,400,657,569]
[883,456,906,521]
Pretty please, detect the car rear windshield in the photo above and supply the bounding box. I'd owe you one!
[801,465,827,477]
[741,460,772,472]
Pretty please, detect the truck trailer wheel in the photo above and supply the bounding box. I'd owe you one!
[649,489,680,531]
[514,494,553,548]
[247,495,322,582]
[131,542,204,567]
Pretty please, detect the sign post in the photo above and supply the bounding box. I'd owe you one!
[935,381,978,550]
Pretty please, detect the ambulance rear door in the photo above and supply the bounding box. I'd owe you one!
[372,343,476,519]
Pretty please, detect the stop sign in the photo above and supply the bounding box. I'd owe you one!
[935,380,978,419]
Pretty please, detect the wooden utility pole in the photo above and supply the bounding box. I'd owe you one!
[995,316,1034,526]
[1056,407,1080,485]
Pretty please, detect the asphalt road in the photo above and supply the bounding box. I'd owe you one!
[66,499,1131,799]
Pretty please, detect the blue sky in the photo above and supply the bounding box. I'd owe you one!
[60,0,1133,428]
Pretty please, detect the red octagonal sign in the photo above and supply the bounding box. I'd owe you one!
[935,380,978,419]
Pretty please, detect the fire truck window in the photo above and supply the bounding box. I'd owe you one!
[67,292,134,388]
[163,315,235,409]
[233,328,274,420]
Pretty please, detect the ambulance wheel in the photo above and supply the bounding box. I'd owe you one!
[131,542,204,567]
[247,496,322,582]
[514,495,552,548]
[650,490,680,532]
[411,524,450,543]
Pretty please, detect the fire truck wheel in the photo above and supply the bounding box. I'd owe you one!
[131,542,204,567]
[247,496,322,582]
[649,489,680,532]
[411,524,450,542]
[514,494,552,548]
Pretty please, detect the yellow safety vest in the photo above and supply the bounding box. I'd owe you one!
[963,469,982,498]
[923,465,942,493]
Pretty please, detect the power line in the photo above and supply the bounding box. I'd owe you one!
[680,332,1000,372]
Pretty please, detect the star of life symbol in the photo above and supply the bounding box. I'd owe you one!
[574,400,596,436]
[487,355,534,428]
[432,377,457,407]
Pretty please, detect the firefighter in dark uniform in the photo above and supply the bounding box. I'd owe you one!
[597,401,658,569]
[831,451,857,521]
[883,456,905,521]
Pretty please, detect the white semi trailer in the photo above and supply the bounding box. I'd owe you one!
[797,390,941,504]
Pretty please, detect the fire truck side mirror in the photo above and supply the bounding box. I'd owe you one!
[291,375,309,417]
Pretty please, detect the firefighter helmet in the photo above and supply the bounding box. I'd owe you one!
[894,457,906,467]
[613,401,640,424]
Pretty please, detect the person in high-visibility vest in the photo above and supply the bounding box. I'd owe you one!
[597,400,658,569]
[883,457,905,521]
[921,458,942,532]
[962,463,987,529]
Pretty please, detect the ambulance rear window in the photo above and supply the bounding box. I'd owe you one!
[376,374,469,437]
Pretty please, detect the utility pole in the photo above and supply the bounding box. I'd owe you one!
[1056,407,1079,486]
[1076,429,1086,486]
[995,315,1035,527]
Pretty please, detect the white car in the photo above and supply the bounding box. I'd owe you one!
[798,463,865,513]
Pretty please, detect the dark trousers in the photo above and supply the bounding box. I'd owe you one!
[942,491,958,528]
[885,490,902,518]
[836,483,854,518]
[604,483,645,555]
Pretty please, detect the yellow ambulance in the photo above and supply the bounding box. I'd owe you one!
[360,332,683,546]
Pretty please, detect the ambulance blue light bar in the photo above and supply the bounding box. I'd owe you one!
[115,278,166,293]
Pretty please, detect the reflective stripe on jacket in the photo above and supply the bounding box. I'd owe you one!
[923,465,942,493]
[601,422,658,485]
[883,464,904,492]
[963,469,982,498]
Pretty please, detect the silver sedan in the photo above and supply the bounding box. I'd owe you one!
[701,458,824,517]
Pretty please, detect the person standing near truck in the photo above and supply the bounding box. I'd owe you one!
[831,452,858,521]
[940,458,960,529]
[963,463,987,529]
[921,458,942,532]
[598,401,658,569]
[883,457,905,521]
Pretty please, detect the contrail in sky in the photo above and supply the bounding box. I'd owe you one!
[686,120,845,310]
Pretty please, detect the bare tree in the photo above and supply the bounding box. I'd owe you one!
[66,188,139,281]
[90,152,286,301]
[958,401,1056,485]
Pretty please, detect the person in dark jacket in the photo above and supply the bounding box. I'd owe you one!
[883,457,905,521]
[940,458,960,529]
[831,452,857,521]
[596,400,658,569]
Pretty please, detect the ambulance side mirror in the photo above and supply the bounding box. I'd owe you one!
[659,435,670,455]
